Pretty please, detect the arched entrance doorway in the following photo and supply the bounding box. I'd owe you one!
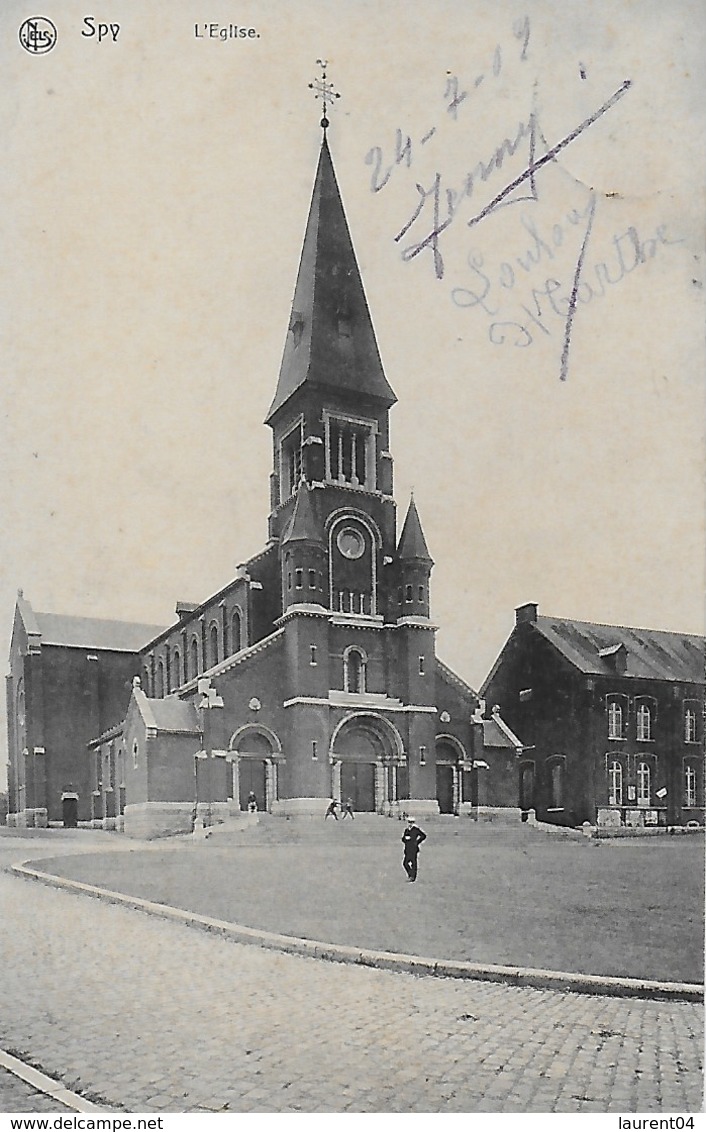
[229,725,282,813]
[330,714,405,813]
[435,736,471,815]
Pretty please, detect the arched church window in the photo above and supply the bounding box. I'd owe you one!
[209,623,219,668]
[344,647,366,694]
[190,637,199,681]
[547,756,565,809]
[172,649,181,689]
[231,609,242,654]
[405,585,413,602]
[15,680,25,748]
[156,660,165,698]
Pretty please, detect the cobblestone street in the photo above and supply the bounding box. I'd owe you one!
[0,1068,73,1114]
[0,837,702,1114]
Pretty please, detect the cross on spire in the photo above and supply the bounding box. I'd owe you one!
[308,59,340,132]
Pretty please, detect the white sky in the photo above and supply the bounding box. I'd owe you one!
[1,0,704,789]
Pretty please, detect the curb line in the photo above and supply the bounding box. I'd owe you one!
[11,861,704,1004]
[0,1048,107,1113]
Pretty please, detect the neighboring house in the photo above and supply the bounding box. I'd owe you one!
[5,592,165,826]
[481,603,705,827]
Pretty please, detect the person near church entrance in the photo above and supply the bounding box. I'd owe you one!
[247,791,258,814]
[402,817,426,881]
[342,798,355,819]
[325,798,339,820]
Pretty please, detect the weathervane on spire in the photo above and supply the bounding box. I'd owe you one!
[309,59,340,132]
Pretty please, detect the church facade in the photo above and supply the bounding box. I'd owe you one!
[7,132,483,837]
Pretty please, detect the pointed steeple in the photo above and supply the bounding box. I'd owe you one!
[397,496,433,563]
[281,482,323,546]
[266,137,397,424]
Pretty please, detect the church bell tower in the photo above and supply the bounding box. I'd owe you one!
[253,66,454,819]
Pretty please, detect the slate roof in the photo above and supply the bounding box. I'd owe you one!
[436,657,477,700]
[282,483,323,544]
[482,716,523,749]
[144,696,200,734]
[397,497,433,562]
[533,615,705,683]
[266,137,396,423]
[33,611,167,652]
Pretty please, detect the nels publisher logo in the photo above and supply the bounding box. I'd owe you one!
[19,16,57,54]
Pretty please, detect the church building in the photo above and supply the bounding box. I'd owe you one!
[7,122,484,837]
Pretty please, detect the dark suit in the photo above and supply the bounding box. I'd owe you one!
[402,824,426,881]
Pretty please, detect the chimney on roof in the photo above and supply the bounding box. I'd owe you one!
[175,602,198,621]
[515,602,538,626]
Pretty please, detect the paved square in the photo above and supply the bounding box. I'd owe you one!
[0,836,702,1113]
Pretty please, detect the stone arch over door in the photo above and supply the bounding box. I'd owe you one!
[330,712,405,813]
[228,724,282,813]
[435,734,468,814]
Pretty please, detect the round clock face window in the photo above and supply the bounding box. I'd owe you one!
[337,527,365,560]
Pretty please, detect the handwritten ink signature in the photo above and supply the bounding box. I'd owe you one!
[365,42,645,383]
[388,77,634,381]
[452,218,684,356]
[393,81,631,285]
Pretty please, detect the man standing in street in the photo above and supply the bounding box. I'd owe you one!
[402,817,426,882]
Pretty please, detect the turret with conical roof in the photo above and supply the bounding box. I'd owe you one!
[395,496,433,620]
[280,482,327,612]
[397,496,433,564]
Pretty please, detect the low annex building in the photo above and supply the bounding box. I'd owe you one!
[7,125,500,837]
[481,603,705,828]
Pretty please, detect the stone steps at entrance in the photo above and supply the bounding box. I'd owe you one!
[204,810,523,846]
